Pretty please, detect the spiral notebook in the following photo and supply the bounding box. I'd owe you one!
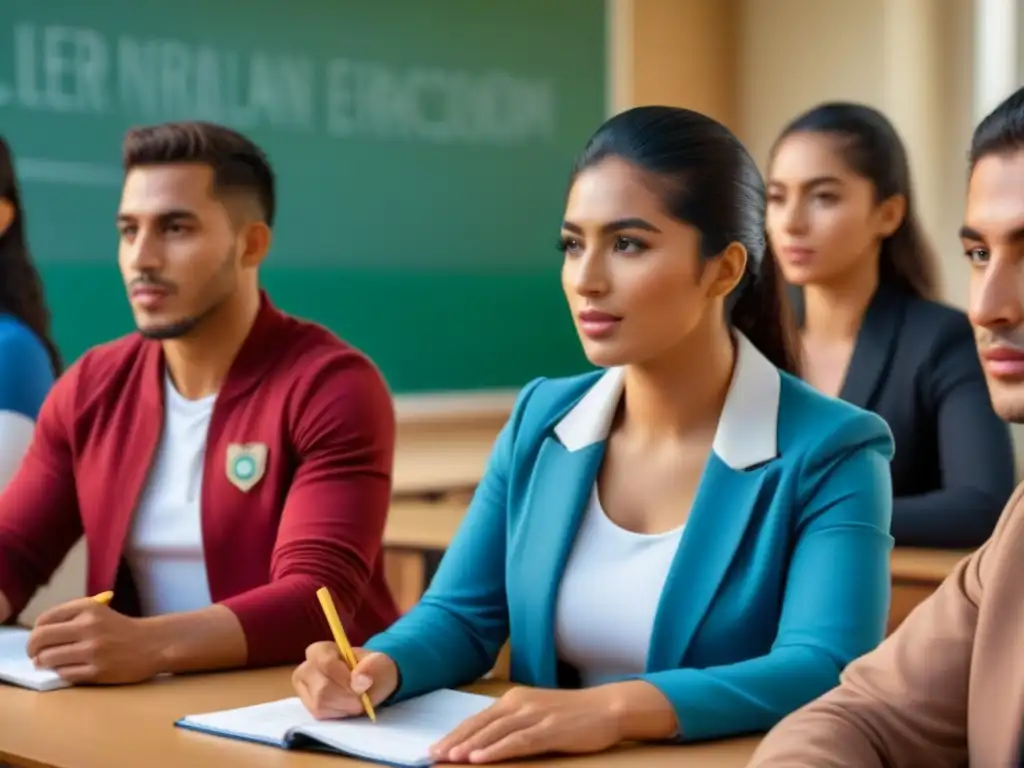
[176,688,494,766]
[0,627,68,692]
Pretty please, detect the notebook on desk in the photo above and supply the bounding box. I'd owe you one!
[176,688,494,766]
[0,627,68,691]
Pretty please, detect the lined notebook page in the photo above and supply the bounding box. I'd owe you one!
[181,689,495,766]
[0,628,67,691]
[300,689,495,764]
[182,697,315,746]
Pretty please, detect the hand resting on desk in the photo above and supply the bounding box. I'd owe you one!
[293,642,671,764]
[27,598,162,684]
[26,597,247,685]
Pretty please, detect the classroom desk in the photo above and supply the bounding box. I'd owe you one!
[385,499,466,551]
[391,423,498,497]
[887,547,971,633]
[382,499,468,612]
[891,547,971,582]
[0,668,759,768]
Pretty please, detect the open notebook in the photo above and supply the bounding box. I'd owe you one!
[176,688,495,766]
[0,627,68,691]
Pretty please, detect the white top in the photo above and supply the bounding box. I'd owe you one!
[125,375,215,616]
[554,487,684,688]
[0,411,34,490]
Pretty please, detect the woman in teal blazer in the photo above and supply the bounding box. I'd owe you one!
[293,107,895,763]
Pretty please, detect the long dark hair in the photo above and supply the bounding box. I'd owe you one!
[571,106,799,375]
[772,102,940,302]
[0,138,62,375]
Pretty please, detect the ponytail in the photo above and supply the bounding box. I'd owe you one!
[879,216,941,302]
[730,239,800,376]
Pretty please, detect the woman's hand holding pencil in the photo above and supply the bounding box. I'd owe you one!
[292,588,399,721]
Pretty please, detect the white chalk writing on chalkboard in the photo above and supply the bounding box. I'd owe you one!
[0,22,556,147]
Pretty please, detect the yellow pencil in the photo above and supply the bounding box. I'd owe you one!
[316,586,376,723]
[91,591,114,605]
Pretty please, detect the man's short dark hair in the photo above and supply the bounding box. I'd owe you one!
[122,121,276,227]
[971,86,1024,170]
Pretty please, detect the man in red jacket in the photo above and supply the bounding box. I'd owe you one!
[0,121,399,684]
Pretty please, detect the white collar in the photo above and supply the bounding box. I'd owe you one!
[553,333,781,470]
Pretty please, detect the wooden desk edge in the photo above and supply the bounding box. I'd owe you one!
[0,669,760,768]
[890,548,972,583]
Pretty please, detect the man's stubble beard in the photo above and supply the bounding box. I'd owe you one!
[138,311,210,340]
[135,249,237,341]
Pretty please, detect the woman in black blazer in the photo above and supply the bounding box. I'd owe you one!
[766,102,1015,549]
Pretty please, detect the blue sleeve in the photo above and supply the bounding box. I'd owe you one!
[364,378,545,702]
[0,318,54,420]
[636,413,895,742]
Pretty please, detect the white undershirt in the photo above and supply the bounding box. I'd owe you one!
[125,375,215,616]
[0,411,34,490]
[554,487,684,688]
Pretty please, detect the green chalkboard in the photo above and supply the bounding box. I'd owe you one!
[0,0,605,393]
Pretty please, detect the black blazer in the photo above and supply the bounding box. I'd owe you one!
[795,284,1016,548]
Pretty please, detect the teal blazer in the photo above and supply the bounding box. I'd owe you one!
[366,335,895,742]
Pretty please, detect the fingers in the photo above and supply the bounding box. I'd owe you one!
[293,668,339,720]
[293,661,366,720]
[430,700,506,761]
[307,642,354,690]
[34,640,93,671]
[445,712,533,764]
[349,651,390,695]
[293,671,315,713]
[26,620,88,658]
[33,598,101,627]
[28,635,100,684]
[295,643,399,719]
[465,726,545,764]
[53,664,100,685]
[293,644,367,721]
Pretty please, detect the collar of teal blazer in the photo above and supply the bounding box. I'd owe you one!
[510,333,782,686]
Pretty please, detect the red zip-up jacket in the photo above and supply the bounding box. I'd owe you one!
[0,293,399,667]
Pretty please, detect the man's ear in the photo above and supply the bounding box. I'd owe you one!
[238,220,272,270]
[703,242,748,299]
[0,198,15,237]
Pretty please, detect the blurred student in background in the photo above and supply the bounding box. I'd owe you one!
[767,102,1014,549]
[0,137,60,488]
[293,106,894,763]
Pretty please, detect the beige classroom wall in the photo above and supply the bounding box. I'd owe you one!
[608,0,739,127]
[21,547,84,623]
